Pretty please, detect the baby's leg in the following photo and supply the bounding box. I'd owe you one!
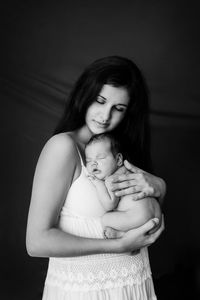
[102,197,161,238]
[102,211,133,239]
[102,210,135,232]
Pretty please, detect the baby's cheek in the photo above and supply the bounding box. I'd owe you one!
[86,165,92,174]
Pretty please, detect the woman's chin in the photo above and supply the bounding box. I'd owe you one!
[90,127,107,135]
[88,121,111,135]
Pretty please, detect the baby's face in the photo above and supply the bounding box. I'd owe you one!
[85,139,119,180]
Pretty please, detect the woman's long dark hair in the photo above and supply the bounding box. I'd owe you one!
[54,56,152,171]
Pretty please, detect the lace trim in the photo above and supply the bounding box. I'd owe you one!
[45,251,151,291]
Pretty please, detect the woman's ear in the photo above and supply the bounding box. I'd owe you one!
[116,153,123,167]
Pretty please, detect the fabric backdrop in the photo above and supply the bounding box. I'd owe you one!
[1,1,200,299]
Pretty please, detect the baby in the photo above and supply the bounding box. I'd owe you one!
[85,133,161,238]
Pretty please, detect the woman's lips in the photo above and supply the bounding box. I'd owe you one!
[93,120,109,128]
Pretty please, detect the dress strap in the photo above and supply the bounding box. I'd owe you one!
[75,145,84,166]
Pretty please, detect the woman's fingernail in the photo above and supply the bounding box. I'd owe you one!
[153,218,159,225]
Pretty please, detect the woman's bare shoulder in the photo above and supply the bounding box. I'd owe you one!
[45,132,75,149]
[38,132,77,166]
[44,133,76,153]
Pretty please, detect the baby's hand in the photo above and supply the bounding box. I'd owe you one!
[87,174,102,187]
[87,174,96,181]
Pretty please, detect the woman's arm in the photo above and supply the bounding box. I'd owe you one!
[105,160,166,204]
[26,135,164,258]
[26,134,117,257]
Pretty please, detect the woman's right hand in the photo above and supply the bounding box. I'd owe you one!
[119,214,164,252]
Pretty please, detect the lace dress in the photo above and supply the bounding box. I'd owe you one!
[42,148,157,300]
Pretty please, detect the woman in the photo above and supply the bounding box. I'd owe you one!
[26,56,165,299]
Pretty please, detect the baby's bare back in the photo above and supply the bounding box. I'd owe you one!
[102,167,161,234]
[117,195,161,229]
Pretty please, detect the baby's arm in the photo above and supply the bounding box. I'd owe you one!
[88,176,119,211]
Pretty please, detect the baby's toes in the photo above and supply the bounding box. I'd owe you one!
[103,227,117,239]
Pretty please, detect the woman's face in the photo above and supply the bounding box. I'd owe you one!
[85,84,130,135]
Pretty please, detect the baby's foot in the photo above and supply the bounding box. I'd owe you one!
[103,227,119,239]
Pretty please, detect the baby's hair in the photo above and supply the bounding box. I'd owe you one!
[86,133,121,156]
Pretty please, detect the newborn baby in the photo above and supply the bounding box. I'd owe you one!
[85,133,161,238]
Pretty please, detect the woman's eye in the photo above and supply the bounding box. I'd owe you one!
[115,106,126,112]
[96,97,105,104]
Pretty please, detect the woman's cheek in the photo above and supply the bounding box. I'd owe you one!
[86,103,96,119]
[113,113,124,127]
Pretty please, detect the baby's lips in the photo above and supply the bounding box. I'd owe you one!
[92,168,100,174]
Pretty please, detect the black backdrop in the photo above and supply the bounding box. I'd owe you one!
[1,1,200,299]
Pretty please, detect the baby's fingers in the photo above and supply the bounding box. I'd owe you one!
[87,174,95,180]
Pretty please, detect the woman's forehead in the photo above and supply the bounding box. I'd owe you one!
[99,84,129,105]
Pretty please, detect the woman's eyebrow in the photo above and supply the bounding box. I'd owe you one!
[117,103,128,107]
[98,95,106,100]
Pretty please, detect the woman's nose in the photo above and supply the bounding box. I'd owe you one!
[101,106,111,123]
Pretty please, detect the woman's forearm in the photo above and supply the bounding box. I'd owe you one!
[26,216,165,258]
[26,227,121,258]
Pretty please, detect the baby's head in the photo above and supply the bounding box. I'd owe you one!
[85,133,123,180]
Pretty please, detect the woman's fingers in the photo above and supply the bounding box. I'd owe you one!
[115,186,141,197]
[121,216,164,252]
[140,218,160,234]
[106,162,160,199]
[105,176,135,192]
[106,174,140,190]
[133,191,150,200]
[112,180,138,191]
[145,214,165,245]
[111,173,139,182]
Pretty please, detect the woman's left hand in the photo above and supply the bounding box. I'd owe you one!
[106,160,166,203]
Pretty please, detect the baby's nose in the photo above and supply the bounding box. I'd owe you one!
[91,160,98,167]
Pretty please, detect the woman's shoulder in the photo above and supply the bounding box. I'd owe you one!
[46,132,76,149]
[39,132,77,164]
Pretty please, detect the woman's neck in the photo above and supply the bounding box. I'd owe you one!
[73,125,93,151]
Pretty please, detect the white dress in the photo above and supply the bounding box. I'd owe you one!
[42,148,157,300]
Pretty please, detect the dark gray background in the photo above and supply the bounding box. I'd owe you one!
[1,1,200,299]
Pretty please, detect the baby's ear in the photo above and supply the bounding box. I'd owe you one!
[116,153,123,167]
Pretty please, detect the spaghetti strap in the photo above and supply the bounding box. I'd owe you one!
[75,145,84,166]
